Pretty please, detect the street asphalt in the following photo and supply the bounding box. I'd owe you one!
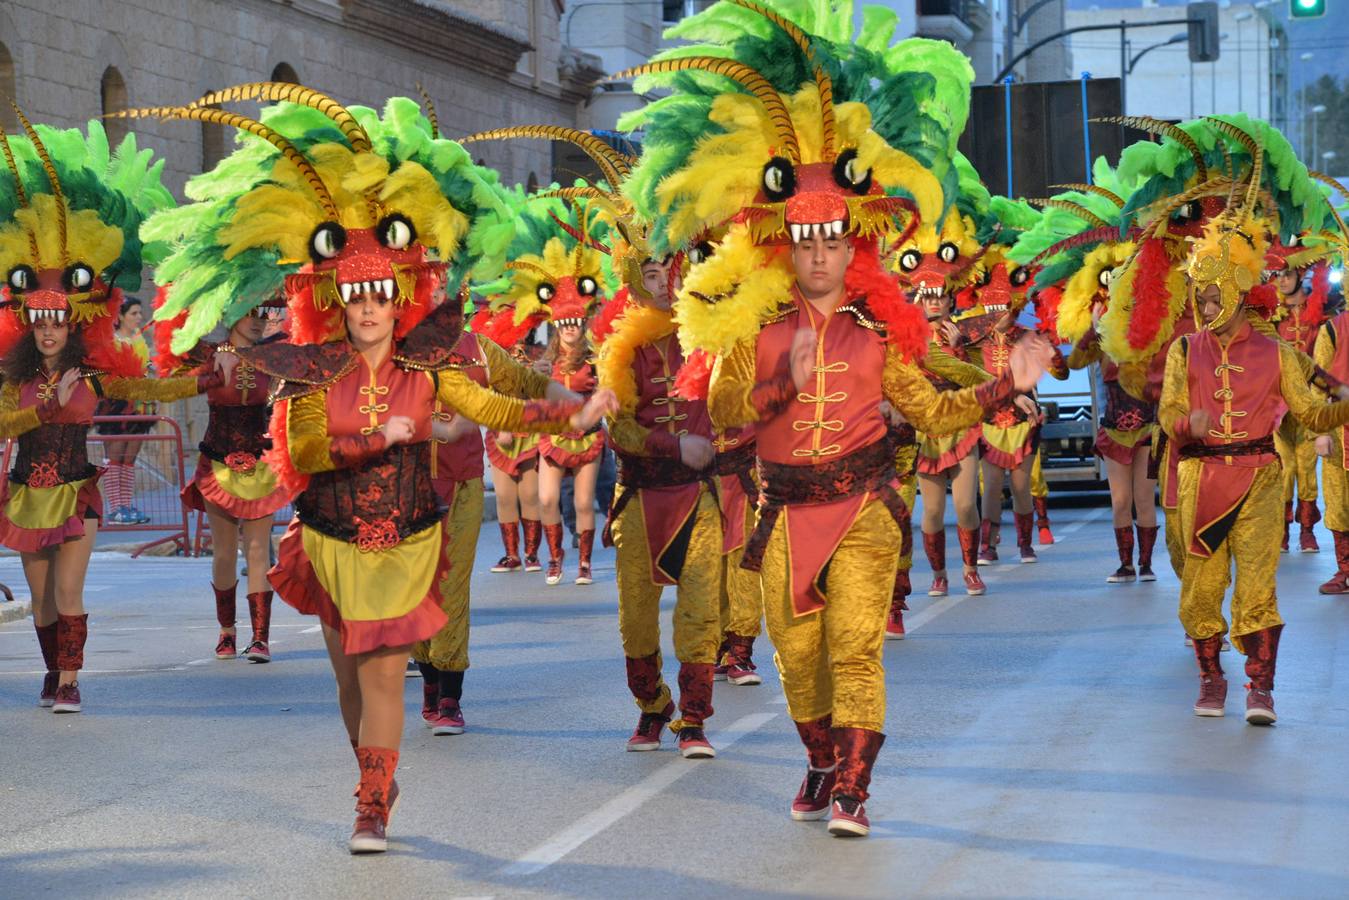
[1,502,1347,898]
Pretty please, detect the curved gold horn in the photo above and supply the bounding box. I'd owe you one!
[112,105,339,220]
[14,105,66,264]
[727,0,835,158]
[415,83,439,139]
[185,82,371,153]
[608,57,801,163]
[1050,183,1124,208]
[1028,198,1111,230]
[1094,115,1208,182]
[458,125,629,189]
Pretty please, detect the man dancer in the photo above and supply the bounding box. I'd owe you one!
[1270,262,1324,552]
[1160,217,1349,724]
[710,230,1051,835]
[600,256,723,758]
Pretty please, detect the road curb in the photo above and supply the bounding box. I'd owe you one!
[0,598,32,624]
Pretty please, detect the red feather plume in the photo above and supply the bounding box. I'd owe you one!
[0,288,27,361]
[590,287,632,346]
[1246,283,1279,319]
[264,399,310,495]
[846,239,930,362]
[1126,237,1173,351]
[1307,262,1328,325]
[151,286,195,374]
[673,348,714,401]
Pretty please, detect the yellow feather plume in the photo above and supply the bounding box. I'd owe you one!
[1057,242,1134,344]
[596,304,677,412]
[0,194,122,279]
[675,224,793,355]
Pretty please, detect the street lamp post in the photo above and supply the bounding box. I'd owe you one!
[1234,11,1252,113]
[1300,51,1315,160]
[1312,104,1327,165]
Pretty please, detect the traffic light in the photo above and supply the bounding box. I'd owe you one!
[1290,0,1326,18]
[1187,2,1220,63]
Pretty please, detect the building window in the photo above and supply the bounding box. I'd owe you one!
[271,62,299,83]
[0,42,15,130]
[101,66,129,146]
[200,89,226,171]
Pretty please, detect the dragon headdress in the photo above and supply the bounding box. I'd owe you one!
[1099,114,1323,361]
[620,0,973,366]
[118,83,518,352]
[0,112,173,374]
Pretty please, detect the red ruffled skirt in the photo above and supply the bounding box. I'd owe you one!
[269,517,450,655]
[0,472,104,553]
[917,426,981,476]
[540,429,605,470]
[486,432,540,478]
[182,455,293,521]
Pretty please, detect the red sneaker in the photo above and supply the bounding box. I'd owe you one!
[677,726,716,759]
[39,672,57,708]
[963,570,986,596]
[1300,529,1320,553]
[1038,525,1054,545]
[215,631,237,660]
[523,555,542,573]
[575,562,594,585]
[885,604,905,640]
[725,659,762,686]
[52,681,81,714]
[243,639,270,664]
[790,766,837,821]
[626,703,673,751]
[431,699,466,736]
[349,811,388,854]
[928,574,948,597]
[713,662,728,682]
[827,795,871,837]
[1245,685,1276,726]
[1193,675,1227,717]
[490,555,521,573]
[545,559,563,585]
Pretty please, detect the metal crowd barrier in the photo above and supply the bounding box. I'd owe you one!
[0,414,191,558]
[190,502,293,559]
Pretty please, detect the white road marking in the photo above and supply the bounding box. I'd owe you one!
[300,624,322,634]
[500,711,778,877]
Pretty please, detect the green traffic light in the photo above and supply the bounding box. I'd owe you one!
[1290,0,1325,17]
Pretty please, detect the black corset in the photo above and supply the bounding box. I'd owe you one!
[11,423,97,487]
[200,403,272,462]
[295,441,443,547]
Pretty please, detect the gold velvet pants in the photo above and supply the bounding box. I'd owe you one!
[1275,421,1319,504]
[1177,460,1285,652]
[1322,434,1349,532]
[412,477,483,672]
[612,484,722,713]
[897,472,917,572]
[762,499,901,732]
[1031,447,1049,498]
[720,498,763,638]
[1158,454,1185,581]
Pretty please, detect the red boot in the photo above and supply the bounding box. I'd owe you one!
[828,727,886,837]
[1136,524,1159,582]
[625,653,671,751]
[977,519,998,565]
[35,621,58,707]
[213,582,237,659]
[957,526,985,595]
[1191,634,1227,716]
[1107,527,1136,583]
[1298,499,1321,553]
[1319,530,1349,594]
[1014,512,1037,563]
[723,633,761,685]
[791,716,837,821]
[1242,624,1282,726]
[575,528,595,584]
[885,596,907,640]
[491,521,522,572]
[53,613,88,714]
[350,747,399,853]
[923,530,947,596]
[521,518,543,572]
[1034,496,1054,544]
[244,591,272,663]
[543,523,565,585]
[675,662,716,758]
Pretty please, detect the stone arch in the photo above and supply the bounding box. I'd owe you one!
[101,66,130,146]
[0,40,16,130]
